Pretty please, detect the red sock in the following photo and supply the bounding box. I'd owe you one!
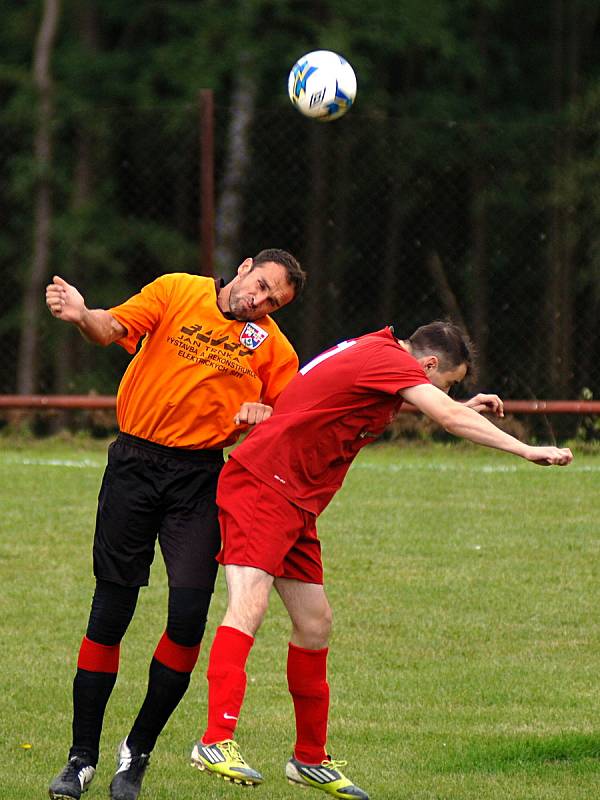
[154,631,201,673]
[287,643,329,764]
[202,626,254,744]
[77,636,120,673]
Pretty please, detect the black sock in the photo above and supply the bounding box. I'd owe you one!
[69,668,118,765]
[126,659,191,754]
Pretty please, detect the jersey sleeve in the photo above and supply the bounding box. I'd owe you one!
[108,274,174,354]
[356,342,430,395]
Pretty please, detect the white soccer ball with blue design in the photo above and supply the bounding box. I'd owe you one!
[288,50,357,122]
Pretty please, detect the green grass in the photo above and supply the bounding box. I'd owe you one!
[0,437,598,799]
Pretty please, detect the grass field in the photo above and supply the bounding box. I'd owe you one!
[1,436,598,799]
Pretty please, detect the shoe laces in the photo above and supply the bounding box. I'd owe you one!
[321,758,347,771]
[127,753,150,777]
[219,740,246,766]
[62,757,90,777]
[59,757,94,786]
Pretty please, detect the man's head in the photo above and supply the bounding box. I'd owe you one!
[407,321,475,393]
[221,248,306,322]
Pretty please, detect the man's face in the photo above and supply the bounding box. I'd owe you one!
[227,261,295,321]
[426,360,468,394]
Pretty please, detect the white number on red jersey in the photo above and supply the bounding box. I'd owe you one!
[300,339,357,375]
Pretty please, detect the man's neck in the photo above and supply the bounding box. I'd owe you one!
[216,280,235,320]
[216,285,229,314]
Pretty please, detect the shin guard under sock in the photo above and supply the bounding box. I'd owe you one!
[287,643,329,764]
[202,625,254,744]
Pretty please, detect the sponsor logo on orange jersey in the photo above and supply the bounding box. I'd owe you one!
[240,322,269,350]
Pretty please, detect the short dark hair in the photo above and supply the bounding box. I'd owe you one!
[408,320,475,378]
[251,248,307,297]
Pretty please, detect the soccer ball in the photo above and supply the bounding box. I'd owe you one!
[288,50,357,122]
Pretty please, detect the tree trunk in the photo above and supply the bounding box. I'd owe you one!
[54,1,98,402]
[298,0,329,361]
[380,120,405,329]
[325,128,353,344]
[17,0,61,394]
[301,124,328,361]
[546,0,579,398]
[380,189,403,329]
[214,50,258,278]
[425,250,468,333]
[578,280,599,394]
[470,7,489,386]
[470,165,489,386]
[53,135,94,393]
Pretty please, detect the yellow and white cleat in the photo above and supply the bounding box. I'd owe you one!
[285,756,369,799]
[191,739,263,787]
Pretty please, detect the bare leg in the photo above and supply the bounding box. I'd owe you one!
[275,577,333,648]
[222,564,275,635]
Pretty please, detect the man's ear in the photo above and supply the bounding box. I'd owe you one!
[422,355,439,373]
[237,258,253,276]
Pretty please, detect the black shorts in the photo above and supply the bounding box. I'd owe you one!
[93,433,224,590]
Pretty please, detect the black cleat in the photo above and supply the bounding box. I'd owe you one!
[48,756,96,799]
[109,739,151,800]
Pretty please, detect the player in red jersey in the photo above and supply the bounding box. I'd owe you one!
[190,322,573,799]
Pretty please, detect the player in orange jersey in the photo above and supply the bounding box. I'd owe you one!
[45,250,306,800]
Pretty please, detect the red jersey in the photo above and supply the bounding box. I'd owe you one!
[230,327,430,514]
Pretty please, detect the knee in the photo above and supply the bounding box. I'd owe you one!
[222,567,274,636]
[318,603,333,640]
[224,592,270,637]
[293,604,333,649]
[166,587,212,647]
[86,579,139,645]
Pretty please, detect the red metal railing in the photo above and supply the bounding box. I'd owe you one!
[1,396,599,413]
[0,395,118,409]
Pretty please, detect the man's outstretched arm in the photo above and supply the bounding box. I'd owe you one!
[46,275,127,346]
[401,383,572,466]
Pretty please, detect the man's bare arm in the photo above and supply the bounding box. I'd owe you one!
[401,383,572,466]
[46,275,127,346]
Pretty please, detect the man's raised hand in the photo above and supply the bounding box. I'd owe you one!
[46,275,85,323]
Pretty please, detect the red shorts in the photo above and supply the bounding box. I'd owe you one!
[216,458,323,584]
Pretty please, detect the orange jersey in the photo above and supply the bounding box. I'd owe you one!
[108,273,298,449]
